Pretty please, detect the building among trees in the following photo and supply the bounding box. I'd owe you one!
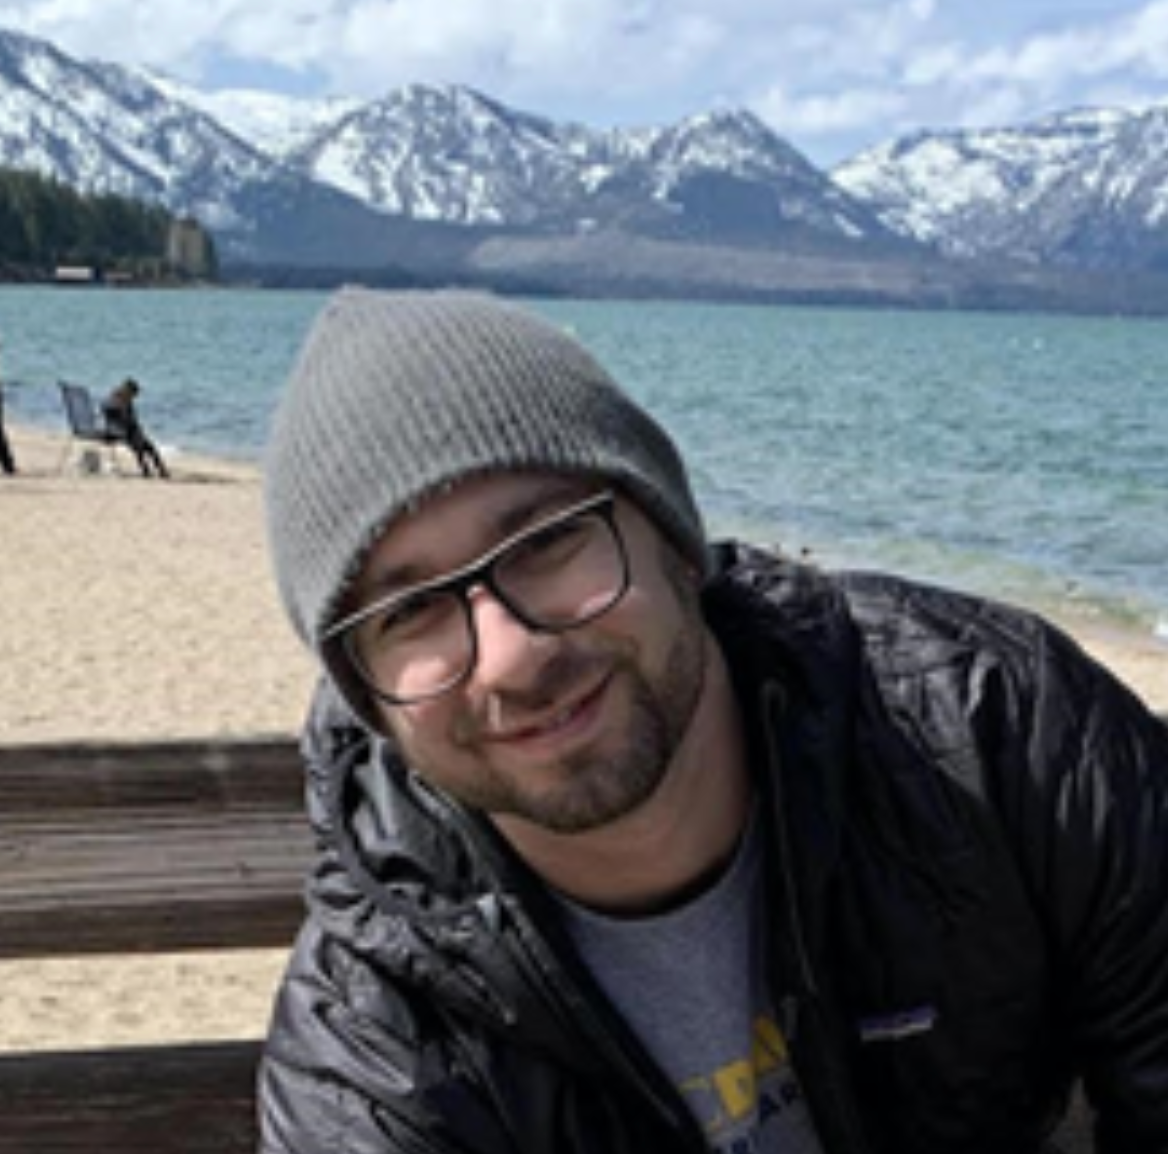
[0,167,217,284]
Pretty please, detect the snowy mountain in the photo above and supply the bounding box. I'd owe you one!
[148,75,362,160]
[2,25,1167,309]
[284,84,605,227]
[0,29,904,257]
[0,29,261,232]
[833,107,1168,272]
[604,109,900,247]
[273,85,898,250]
[0,27,407,266]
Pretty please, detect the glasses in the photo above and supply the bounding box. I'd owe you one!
[326,491,630,705]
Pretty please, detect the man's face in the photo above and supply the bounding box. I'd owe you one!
[351,471,708,834]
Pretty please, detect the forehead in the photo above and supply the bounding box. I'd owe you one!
[354,472,598,599]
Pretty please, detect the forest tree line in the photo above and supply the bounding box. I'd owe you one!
[0,167,217,281]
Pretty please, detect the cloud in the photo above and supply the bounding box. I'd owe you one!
[750,1,1168,157]
[316,0,750,116]
[3,0,1167,161]
[919,1,1168,98]
[5,0,933,97]
[8,0,725,98]
[6,0,314,78]
[754,86,909,136]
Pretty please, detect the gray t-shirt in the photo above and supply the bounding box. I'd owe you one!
[556,809,823,1153]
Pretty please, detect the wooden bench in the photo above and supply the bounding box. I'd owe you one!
[4,725,1140,1152]
[0,737,310,1153]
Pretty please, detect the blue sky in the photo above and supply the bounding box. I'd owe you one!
[6,0,1168,162]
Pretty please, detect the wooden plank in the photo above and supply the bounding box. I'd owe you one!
[0,1042,260,1154]
[0,738,304,818]
[0,739,312,957]
[0,812,309,955]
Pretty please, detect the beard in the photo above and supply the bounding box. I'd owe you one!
[503,633,705,833]
[395,562,708,835]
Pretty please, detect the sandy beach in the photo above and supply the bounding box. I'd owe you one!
[0,426,313,1054]
[0,429,316,746]
[1,421,1166,1053]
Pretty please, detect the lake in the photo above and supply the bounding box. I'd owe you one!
[1,285,1165,637]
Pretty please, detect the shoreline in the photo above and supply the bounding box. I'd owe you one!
[1,421,1165,750]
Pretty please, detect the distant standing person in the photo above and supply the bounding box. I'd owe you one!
[102,378,169,478]
[0,341,16,476]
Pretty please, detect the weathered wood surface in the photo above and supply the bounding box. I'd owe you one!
[0,1042,260,1154]
[0,738,311,957]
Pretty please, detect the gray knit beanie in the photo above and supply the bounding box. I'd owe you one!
[264,288,707,670]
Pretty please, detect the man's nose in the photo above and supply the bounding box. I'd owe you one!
[467,587,555,689]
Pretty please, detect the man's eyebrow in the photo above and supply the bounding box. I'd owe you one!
[492,480,591,539]
[364,480,595,599]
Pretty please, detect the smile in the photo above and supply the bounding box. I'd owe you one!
[489,675,611,749]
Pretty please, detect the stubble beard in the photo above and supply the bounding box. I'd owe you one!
[510,628,706,833]
[402,580,708,834]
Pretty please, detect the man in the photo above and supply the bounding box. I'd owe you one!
[102,377,169,478]
[260,289,1168,1153]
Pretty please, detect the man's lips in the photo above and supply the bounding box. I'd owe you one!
[485,674,611,747]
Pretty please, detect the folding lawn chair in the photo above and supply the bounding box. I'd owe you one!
[57,381,126,474]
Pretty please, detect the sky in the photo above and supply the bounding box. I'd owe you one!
[4,0,1168,163]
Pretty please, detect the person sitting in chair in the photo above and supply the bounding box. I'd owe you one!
[102,378,169,479]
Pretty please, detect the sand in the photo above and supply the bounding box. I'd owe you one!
[1,422,1165,1053]
[0,430,315,746]
[0,427,315,1053]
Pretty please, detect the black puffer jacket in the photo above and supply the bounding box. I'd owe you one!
[259,543,1168,1153]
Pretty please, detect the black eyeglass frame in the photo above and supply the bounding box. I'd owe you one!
[324,490,630,706]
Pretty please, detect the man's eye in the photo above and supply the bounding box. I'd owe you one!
[509,517,593,570]
[375,592,453,641]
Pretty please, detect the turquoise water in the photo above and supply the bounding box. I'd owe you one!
[1,286,1165,634]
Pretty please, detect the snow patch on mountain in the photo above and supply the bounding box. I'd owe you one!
[832,107,1168,267]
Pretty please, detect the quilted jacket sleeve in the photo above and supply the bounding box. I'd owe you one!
[256,681,516,1154]
[1001,623,1168,1152]
[259,922,517,1154]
